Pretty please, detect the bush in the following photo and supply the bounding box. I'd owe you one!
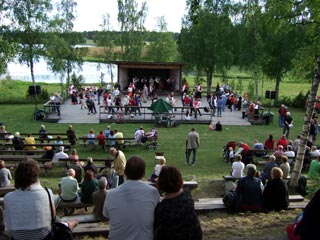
[292,91,309,108]
[277,96,292,107]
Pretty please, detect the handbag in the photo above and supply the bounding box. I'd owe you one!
[45,187,74,240]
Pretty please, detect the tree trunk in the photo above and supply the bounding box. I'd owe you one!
[206,70,213,97]
[274,74,281,103]
[290,57,320,187]
[66,59,71,97]
[29,55,38,109]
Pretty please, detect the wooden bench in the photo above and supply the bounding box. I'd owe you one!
[194,195,307,212]
[58,158,113,169]
[0,149,46,155]
[55,196,93,214]
[72,222,109,237]
[147,180,198,191]
[61,214,103,223]
[2,143,71,151]
[79,137,137,151]
[0,186,15,197]
[19,132,69,136]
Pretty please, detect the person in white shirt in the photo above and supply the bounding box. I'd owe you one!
[284,145,295,158]
[103,155,160,240]
[149,157,166,183]
[309,145,320,157]
[52,146,69,167]
[231,155,245,178]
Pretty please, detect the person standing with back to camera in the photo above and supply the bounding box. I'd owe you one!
[185,128,200,167]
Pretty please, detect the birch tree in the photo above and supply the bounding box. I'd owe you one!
[290,57,320,186]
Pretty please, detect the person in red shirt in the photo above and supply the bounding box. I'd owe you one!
[235,142,251,164]
[277,135,288,149]
[264,134,275,150]
[97,131,106,150]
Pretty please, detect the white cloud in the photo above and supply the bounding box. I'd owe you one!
[72,0,186,32]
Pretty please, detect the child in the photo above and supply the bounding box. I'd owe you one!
[149,157,166,183]
[228,147,235,163]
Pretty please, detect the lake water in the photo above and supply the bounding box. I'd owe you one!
[6,58,117,84]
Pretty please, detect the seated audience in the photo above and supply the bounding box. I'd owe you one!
[284,145,295,159]
[273,145,284,158]
[69,149,79,162]
[39,124,48,143]
[60,168,79,202]
[97,131,106,149]
[114,129,124,148]
[52,146,69,167]
[263,167,289,211]
[81,170,98,204]
[236,164,264,212]
[104,125,111,138]
[149,157,166,183]
[4,159,78,240]
[262,155,278,182]
[154,166,202,240]
[84,157,97,176]
[215,120,222,131]
[276,135,288,149]
[69,160,83,183]
[279,156,290,179]
[231,155,245,179]
[87,129,96,149]
[308,155,320,179]
[103,156,160,240]
[253,139,265,157]
[12,132,24,150]
[41,146,55,160]
[309,145,320,157]
[0,160,12,187]
[92,177,108,220]
[24,133,36,151]
[208,121,215,130]
[264,134,274,150]
[208,121,222,131]
[66,124,77,145]
[54,135,63,145]
[108,130,116,147]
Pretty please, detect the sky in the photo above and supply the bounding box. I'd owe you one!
[72,0,187,32]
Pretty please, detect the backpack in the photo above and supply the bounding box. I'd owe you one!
[295,176,307,196]
[223,190,237,212]
[51,221,74,240]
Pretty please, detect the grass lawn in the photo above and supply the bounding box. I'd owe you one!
[0,102,314,239]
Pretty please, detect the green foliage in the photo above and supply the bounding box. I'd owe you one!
[292,91,308,108]
[277,96,292,107]
[235,78,244,95]
[117,0,147,61]
[40,88,50,101]
[247,80,255,100]
[71,72,84,89]
[0,80,61,104]
[4,0,53,85]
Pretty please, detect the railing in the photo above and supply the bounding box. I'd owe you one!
[98,105,214,123]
